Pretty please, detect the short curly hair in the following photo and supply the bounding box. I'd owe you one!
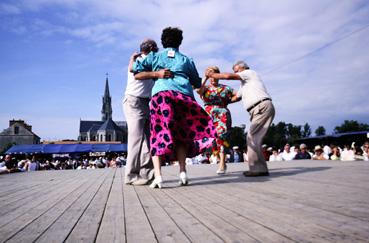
[161,27,183,48]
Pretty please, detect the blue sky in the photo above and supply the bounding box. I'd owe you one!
[1,0,369,140]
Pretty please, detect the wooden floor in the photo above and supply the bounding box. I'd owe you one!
[0,160,369,243]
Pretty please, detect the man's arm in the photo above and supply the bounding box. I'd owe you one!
[207,72,241,80]
[206,68,242,80]
[128,52,142,72]
[230,91,242,103]
[134,69,173,80]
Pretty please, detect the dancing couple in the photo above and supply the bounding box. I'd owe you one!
[124,26,275,189]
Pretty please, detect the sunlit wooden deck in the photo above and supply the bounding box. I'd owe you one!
[1,160,369,242]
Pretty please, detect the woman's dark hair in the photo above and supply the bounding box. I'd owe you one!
[161,27,183,48]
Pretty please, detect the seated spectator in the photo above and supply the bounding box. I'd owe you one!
[329,146,341,160]
[0,160,9,174]
[269,148,282,161]
[280,143,295,161]
[1,155,20,173]
[262,144,271,161]
[242,146,248,163]
[323,145,331,158]
[230,146,243,163]
[354,146,365,161]
[209,152,219,164]
[341,144,355,161]
[363,142,368,161]
[312,145,329,160]
[294,144,311,160]
[194,153,209,164]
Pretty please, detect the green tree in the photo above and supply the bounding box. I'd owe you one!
[263,122,288,149]
[286,123,302,144]
[302,123,311,137]
[334,120,369,134]
[0,142,16,154]
[315,126,326,136]
[228,125,246,149]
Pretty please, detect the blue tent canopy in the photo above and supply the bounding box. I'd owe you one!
[6,144,127,154]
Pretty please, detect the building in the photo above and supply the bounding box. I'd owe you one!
[79,76,127,143]
[0,119,41,152]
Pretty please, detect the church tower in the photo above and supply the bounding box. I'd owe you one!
[101,74,112,121]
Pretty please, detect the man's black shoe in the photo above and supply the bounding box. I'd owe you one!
[243,171,269,177]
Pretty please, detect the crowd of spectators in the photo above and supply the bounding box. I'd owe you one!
[1,141,368,174]
[266,141,369,162]
[0,153,127,174]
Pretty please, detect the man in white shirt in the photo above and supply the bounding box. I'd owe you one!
[123,39,158,185]
[206,60,275,176]
[280,143,295,161]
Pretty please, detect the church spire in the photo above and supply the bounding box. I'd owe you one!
[101,73,112,121]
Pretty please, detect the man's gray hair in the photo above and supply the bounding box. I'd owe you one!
[140,39,158,53]
[233,60,249,69]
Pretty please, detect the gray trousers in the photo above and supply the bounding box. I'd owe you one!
[123,95,153,183]
[247,100,275,172]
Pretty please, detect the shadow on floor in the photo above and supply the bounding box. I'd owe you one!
[164,166,332,187]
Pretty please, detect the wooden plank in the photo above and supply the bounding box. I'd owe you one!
[95,168,125,243]
[5,171,104,243]
[0,171,90,230]
[162,187,259,242]
[171,186,294,242]
[65,169,116,242]
[123,178,157,243]
[0,173,94,242]
[34,169,111,243]
[134,186,191,243]
[147,188,224,243]
[196,183,366,242]
[0,174,73,215]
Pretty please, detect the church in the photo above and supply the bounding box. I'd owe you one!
[78,76,127,143]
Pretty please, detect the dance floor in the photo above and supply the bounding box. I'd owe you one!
[0,160,368,242]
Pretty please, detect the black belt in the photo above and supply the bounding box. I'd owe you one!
[247,98,271,112]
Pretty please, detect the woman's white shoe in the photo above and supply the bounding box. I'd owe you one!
[179,172,188,186]
[149,176,163,189]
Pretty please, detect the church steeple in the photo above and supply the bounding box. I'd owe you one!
[101,73,112,121]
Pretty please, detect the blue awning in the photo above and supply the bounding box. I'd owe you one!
[6,144,127,154]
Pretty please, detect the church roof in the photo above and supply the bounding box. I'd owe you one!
[79,121,104,133]
[88,124,101,133]
[98,118,122,132]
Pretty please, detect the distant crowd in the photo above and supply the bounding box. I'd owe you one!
[265,141,369,162]
[1,141,367,175]
[0,154,127,174]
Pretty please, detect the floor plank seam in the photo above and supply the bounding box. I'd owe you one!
[30,172,108,243]
[144,186,194,243]
[93,169,117,243]
[161,188,226,243]
[132,185,160,243]
[62,170,112,242]
[3,175,96,243]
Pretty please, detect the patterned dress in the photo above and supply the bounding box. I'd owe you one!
[150,90,217,162]
[202,84,234,153]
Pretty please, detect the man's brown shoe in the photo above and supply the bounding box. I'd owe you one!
[243,171,269,177]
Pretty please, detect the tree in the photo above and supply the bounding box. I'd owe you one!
[263,122,288,149]
[315,126,326,136]
[302,123,311,137]
[286,123,302,144]
[228,125,246,149]
[334,120,369,134]
[0,142,16,154]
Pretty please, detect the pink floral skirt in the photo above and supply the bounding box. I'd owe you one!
[150,90,217,161]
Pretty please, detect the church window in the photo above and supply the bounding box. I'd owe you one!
[14,126,19,135]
